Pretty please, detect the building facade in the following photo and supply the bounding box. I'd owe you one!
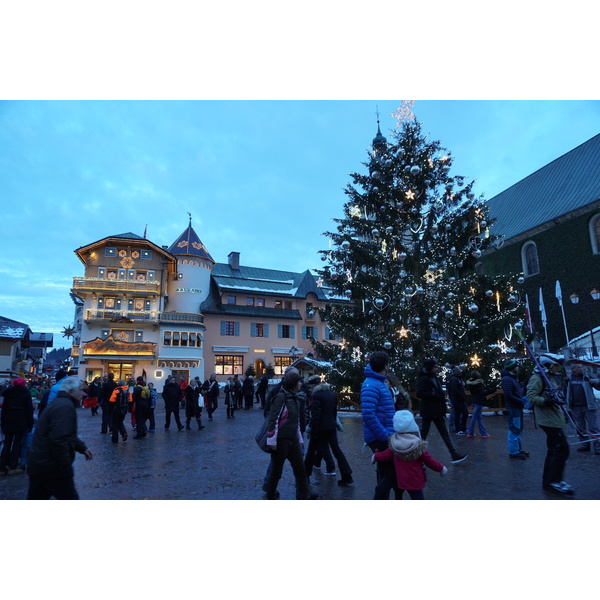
[483,133,600,356]
[0,316,32,380]
[70,225,343,386]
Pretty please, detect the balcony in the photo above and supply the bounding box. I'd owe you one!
[71,344,80,357]
[85,309,159,323]
[160,312,204,324]
[72,277,160,295]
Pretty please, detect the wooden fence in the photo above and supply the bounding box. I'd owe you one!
[335,390,506,415]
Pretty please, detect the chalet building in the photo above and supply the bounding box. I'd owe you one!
[483,133,600,357]
[28,332,54,377]
[0,316,32,380]
[71,223,343,386]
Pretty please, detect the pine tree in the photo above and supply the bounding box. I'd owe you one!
[313,110,524,392]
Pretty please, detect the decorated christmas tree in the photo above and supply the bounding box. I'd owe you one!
[313,104,524,392]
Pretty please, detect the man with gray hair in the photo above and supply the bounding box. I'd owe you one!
[26,376,93,499]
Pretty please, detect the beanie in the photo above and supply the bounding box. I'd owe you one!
[393,410,419,434]
[423,359,437,372]
[504,359,518,371]
[13,377,27,387]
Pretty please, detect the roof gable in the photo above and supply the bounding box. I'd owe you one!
[168,224,215,263]
[487,133,600,241]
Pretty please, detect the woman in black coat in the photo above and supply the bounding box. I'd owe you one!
[184,379,205,430]
[242,376,255,410]
[0,378,34,475]
[303,382,353,486]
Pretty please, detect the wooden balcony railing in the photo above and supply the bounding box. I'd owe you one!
[73,277,160,294]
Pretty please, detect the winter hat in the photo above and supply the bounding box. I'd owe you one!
[13,377,27,387]
[393,410,419,434]
[504,359,518,371]
[423,359,437,372]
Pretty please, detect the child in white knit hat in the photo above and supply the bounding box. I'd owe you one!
[371,410,448,500]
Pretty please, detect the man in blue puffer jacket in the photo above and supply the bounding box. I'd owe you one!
[361,351,398,499]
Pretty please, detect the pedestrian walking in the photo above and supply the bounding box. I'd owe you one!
[163,376,184,431]
[264,369,318,500]
[501,359,529,459]
[527,355,573,495]
[361,351,399,499]
[465,371,496,438]
[256,373,269,409]
[109,380,133,443]
[26,376,93,500]
[416,359,467,464]
[202,373,219,420]
[371,410,448,500]
[184,378,205,430]
[304,380,353,486]
[242,375,254,410]
[564,362,600,454]
[0,378,34,476]
[147,382,157,432]
[224,377,236,419]
[447,366,469,435]
[100,373,117,435]
[132,377,151,439]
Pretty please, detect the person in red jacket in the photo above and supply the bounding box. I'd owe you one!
[372,410,448,500]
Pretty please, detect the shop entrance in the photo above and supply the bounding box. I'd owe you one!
[107,363,134,382]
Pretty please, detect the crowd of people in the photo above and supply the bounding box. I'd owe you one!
[1,347,598,499]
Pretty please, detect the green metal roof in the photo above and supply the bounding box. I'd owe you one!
[487,133,600,242]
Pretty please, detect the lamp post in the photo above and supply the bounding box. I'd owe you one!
[569,289,600,358]
[289,345,300,363]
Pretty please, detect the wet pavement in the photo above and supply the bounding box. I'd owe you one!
[1,402,599,500]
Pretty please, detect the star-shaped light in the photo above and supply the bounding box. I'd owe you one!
[405,189,415,200]
[398,326,409,338]
[62,326,75,339]
[423,269,439,284]
[349,205,362,218]
[316,277,324,287]
[470,354,482,367]
[391,100,416,127]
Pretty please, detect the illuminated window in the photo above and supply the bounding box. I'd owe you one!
[141,250,152,260]
[105,247,117,257]
[256,298,265,307]
[98,267,106,278]
[274,356,293,375]
[215,355,243,375]
[275,300,282,309]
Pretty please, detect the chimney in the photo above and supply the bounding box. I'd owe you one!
[228,251,240,270]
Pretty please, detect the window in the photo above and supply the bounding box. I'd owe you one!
[163,331,172,346]
[164,330,200,347]
[589,214,600,254]
[284,301,293,310]
[97,298,104,309]
[275,300,282,309]
[101,329,110,339]
[105,247,117,257]
[215,355,243,375]
[227,295,236,305]
[325,327,337,341]
[303,326,317,339]
[181,332,188,347]
[98,267,106,278]
[118,269,126,280]
[256,298,265,307]
[522,241,540,276]
[141,249,152,260]
[128,270,135,280]
[246,297,255,306]
[189,332,197,347]
[274,356,293,375]
[147,270,155,281]
[251,323,269,337]
[135,330,143,342]
[278,324,295,339]
[173,332,181,347]
[221,321,239,336]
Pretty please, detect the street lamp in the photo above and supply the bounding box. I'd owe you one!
[289,345,300,362]
[569,289,600,358]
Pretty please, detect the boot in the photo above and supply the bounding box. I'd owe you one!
[197,419,205,431]
[186,419,191,430]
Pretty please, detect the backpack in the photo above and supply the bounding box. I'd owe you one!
[116,388,130,415]
[141,385,151,400]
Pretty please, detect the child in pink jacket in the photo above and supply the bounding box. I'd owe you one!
[372,410,448,499]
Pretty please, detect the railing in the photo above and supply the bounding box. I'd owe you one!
[73,277,160,294]
[160,312,204,324]
[335,390,506,415]
[85,309,159,322]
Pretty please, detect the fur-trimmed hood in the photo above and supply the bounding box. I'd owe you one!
[312,382,330,393]
[388,432,428,461]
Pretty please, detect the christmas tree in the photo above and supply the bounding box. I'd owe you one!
[313,104,524,392]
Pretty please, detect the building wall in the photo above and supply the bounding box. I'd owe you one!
[483,208,600,351]
[202,291,334,380]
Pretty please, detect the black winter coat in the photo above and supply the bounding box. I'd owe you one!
[27,391,88,478]
[446,374,467,402]
[162,381,181,407]
[415,371,447,418]
[1,385,34,433]
[466,378,496,405]
[309,384,338,433]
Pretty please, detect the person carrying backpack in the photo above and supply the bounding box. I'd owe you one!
[133,377,151,439]
[109,380,132,444]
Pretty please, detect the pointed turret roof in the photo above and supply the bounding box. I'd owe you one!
[168,220,215,264]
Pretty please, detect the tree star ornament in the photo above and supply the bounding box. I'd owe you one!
[391,100,416,127]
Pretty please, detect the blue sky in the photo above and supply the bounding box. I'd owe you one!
[1,100,599,342]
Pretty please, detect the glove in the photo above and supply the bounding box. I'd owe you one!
[440,466,448,477]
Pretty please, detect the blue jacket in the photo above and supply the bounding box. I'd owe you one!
[361,364,395,444]
[501,369,524,409]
